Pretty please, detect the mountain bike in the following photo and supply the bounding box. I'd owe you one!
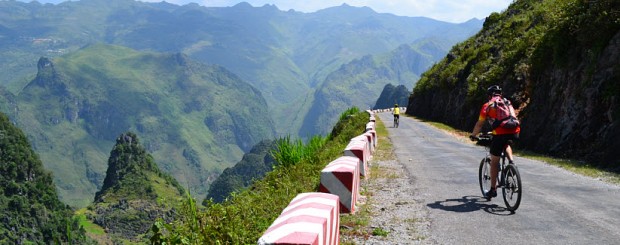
[393,115,399,128]
[474,133,522,212]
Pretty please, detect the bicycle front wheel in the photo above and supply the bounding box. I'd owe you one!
[502,164,522,211]
[478,157,491,199]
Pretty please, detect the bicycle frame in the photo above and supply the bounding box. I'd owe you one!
[477,134,522,212]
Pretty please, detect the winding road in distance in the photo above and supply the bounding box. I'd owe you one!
[377,112,620,244]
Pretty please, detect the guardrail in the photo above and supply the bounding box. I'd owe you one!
[258,109,398,244]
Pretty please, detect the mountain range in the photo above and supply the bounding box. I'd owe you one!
[0,0,482,134]
[299,37,456,135]
[5,44,274,206]
[0,0,482,206]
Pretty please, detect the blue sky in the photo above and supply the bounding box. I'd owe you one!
[23,0,513,23]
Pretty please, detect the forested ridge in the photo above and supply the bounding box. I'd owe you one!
[0,113,90,243]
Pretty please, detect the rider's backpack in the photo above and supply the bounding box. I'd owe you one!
[487,96,520,129]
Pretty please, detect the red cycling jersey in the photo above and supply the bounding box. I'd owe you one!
[478,96,521,135]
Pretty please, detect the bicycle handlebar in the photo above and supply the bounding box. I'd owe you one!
[470,133,493,146]
[470,133,491,141]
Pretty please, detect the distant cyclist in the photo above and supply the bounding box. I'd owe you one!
[470,85,520,199]
[393,104,400,125]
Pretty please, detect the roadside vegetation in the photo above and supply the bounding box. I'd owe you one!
[150,107,371,244]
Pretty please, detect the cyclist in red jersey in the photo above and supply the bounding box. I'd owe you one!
[470,85,520,199]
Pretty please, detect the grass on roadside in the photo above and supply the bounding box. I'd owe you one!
[520,152,620,185]
[370,118,395,162]
[414,115,620,185]
[340,115,397,243]
[372,227,390,237]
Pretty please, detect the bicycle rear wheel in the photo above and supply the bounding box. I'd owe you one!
[502,164,522,211]
[478,157,491,199]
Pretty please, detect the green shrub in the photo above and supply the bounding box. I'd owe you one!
[271,134,326,168]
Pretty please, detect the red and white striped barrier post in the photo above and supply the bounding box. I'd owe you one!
[258,192,340,245]
[365,121,375,132]
[366,129,377,149]
[343,139,369,177]
[319,156,360,213]
[351,134,373,157]
[361,132,374,153]
[369,113,376,122]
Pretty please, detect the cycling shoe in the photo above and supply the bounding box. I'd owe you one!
[485,188,497,199]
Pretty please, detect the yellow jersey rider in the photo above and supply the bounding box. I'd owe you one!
[393,104,400,120]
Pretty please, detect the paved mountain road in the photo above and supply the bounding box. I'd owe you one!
[377,112,620,244]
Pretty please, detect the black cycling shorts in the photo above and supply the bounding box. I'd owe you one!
[490,134,519,156]
[394,114,400,119]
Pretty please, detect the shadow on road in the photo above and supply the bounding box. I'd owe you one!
[427,196,515,215]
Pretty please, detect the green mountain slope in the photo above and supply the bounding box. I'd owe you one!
[0,112,90,244]
[7,43,274,207]
[299,37,459,136]
[85,132,185,243]
[0,0,482,136]
[408,0,620,169]
[206,139,276,203]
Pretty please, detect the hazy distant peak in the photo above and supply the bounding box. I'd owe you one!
[463,17,482,24]
[232,2,252,9]
[260,3,279,10]
[319,3,376,15]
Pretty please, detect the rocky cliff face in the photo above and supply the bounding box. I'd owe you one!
[520,30,620,167]
[373,84,410,110]
[408,0,620,170]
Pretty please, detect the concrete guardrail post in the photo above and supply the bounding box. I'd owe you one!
[258,192,340,245]
[343,139,369,177]
[319,156,361,213]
